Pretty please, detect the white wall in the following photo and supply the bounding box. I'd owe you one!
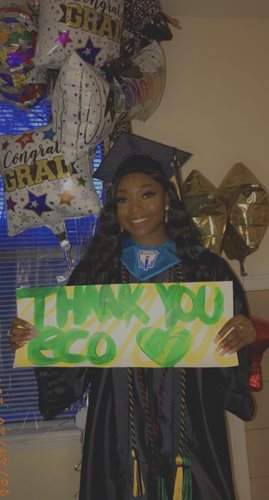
[133,17,269,278]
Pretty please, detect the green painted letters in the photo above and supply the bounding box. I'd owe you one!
[196,285,224,324]
[87,332,117,365]
[27,326,63,365]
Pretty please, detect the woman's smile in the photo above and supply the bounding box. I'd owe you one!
[129,217,149,224]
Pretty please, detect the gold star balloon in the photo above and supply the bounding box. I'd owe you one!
[218,162,269,275]
[181,169,227,255]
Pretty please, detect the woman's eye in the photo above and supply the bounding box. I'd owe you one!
[143,191,156,199]
[116,197,128,204]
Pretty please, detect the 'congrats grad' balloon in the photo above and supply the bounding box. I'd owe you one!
[34,0,124,69]
[0,125,100,238]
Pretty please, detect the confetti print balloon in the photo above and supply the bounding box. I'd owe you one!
[0,125,101,238]
[121,0,178,57]
[34,0,124,69]
[0,5,47,106]
[52,41,166,163]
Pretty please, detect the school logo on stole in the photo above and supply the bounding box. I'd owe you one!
[137,250,159,271]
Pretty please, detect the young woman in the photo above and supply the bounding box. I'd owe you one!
[10,148,256,500]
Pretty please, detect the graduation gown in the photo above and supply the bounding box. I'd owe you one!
[35,250,254,500]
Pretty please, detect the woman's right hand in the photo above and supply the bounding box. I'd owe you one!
[9,317,38,352]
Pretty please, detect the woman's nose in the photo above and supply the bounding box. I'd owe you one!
[128,199,143,214]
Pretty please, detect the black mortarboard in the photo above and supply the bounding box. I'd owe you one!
[93,133,192,184]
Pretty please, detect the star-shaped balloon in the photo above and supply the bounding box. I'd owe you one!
[56,30,72,48]
[52,42,166,163]
[0,124,101,241]
[30,0,124,69]
[24,191,53,216]
[219,163,269,276]
[77,36,101,65]
[181,170,227,255]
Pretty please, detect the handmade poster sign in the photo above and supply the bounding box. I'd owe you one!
[15,281,237,368]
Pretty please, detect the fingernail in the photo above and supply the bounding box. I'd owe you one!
[27,328,37,336]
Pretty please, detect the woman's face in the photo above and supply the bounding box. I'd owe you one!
[115,172,169,245]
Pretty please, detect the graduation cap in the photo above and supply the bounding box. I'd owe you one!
[93,133,192,185]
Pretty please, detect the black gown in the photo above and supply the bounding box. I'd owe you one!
[35,250,254,500]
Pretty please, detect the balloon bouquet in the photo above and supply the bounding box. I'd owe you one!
[0,0,178,270]
[181,165,269,393]
[217,164,269,394]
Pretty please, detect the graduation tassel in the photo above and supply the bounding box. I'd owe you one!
[173,455,183,500]
[182,457,192,500]
[173,367,192,500]
[157,477,168,500]
[132,448,145,497]
[173,455,192,500]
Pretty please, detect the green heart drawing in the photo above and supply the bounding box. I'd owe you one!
[136,327,192,367]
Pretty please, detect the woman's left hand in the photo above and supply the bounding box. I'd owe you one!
[215,314,256,355]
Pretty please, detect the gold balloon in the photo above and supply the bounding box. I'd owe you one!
[218,162,269,275]
[182,170,227,255]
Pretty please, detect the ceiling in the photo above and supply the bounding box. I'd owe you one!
[1,1,269,18]
[162,0,269,18]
